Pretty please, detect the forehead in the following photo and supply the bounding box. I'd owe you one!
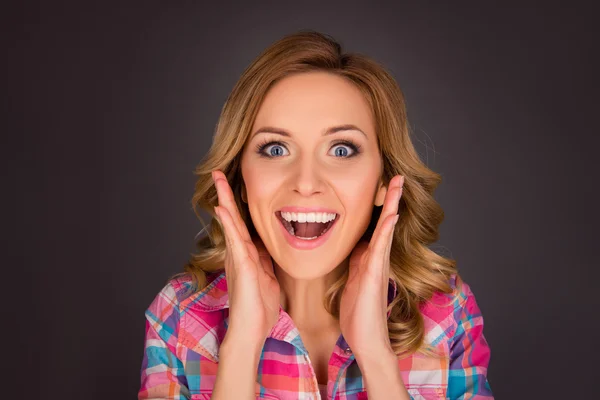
[253,71,374,136]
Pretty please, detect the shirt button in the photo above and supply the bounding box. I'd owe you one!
[344,347,352,355]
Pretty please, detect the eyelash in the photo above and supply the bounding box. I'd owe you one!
[254,138,363,159]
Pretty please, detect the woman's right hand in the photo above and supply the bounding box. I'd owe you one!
[212,170,281,343]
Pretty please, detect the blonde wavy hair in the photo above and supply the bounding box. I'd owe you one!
[170,30,458,359]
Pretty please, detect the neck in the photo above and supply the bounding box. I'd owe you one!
[274,257,348,332]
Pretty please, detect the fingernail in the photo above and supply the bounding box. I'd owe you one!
[399,176,405,188]
[214,206,220,217]
[394,214,400,224]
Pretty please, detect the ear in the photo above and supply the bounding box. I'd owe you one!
[374,179,387,207]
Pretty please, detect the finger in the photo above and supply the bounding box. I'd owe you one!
[369,212,399,280]
[370,175,404,250]
[215,206,234,274]
[213,170,251,243]
[216,208,235,295]
[212,170,252,243]
[382,214,398,308]
[215,205,253,275]
[366,213,398,314]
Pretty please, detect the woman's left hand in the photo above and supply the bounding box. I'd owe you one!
[339,174,404,358]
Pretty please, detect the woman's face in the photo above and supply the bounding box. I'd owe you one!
[240,71,387,280]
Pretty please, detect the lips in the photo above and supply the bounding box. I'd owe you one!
[274,210,340,250]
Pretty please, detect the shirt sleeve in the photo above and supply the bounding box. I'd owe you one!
[138,281,191,400]
[447,277,494,399]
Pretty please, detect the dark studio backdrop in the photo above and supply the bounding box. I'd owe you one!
[6,1,598,399]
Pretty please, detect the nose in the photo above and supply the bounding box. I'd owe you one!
[292,160,325,197]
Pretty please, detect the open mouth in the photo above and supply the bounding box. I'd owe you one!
[275,211,339,240]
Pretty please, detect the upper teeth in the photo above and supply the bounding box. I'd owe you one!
[280,212,336,223]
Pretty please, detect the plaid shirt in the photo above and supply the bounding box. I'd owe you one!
[138,270,493,399]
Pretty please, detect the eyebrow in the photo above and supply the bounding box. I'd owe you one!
[251,124,368,139]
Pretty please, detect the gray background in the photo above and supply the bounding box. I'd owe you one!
[6,1,598,399]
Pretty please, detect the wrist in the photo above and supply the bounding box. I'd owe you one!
[221,329,266,359]
[355,347,397,370]
[356,349,410,399]
[354,343,395,362]
[213,331,266,400]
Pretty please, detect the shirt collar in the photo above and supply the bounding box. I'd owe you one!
[180,269,399,362]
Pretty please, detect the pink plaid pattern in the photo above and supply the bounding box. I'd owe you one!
[138,270,493,399]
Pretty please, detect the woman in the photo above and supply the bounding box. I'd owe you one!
[138,30,493,400]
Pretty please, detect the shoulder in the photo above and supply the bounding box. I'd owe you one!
[446,273,485,323]
[176,271,229,363]
[143,271,228,358]
[419,273,485,344]
[147,270,224,313]
[144,274,193,335]
[147,273,195,312]
[420,273,478,312]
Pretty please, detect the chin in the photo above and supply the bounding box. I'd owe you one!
[273,256,343,281]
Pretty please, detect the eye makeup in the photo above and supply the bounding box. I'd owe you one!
[254,137,363,159]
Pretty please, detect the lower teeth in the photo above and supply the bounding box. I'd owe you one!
[297,235,318,240]
[286,227,329,240]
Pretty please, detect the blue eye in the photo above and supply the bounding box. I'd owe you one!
[331,144,351,157]
[263,143,288,157]
[255,140,362,159]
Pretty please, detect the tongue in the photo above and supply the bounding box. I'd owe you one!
[292,222,327,237]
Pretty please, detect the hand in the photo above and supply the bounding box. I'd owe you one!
[212,170,281,342]
[339,174,404,358]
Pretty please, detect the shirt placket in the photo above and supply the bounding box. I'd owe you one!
[268,306,356,400]
[329,334,356,400]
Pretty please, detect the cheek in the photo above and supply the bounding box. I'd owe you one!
[339,179,379,230]
[242,157,279,199]
[245,170,286,204]
[243,170,286,230]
